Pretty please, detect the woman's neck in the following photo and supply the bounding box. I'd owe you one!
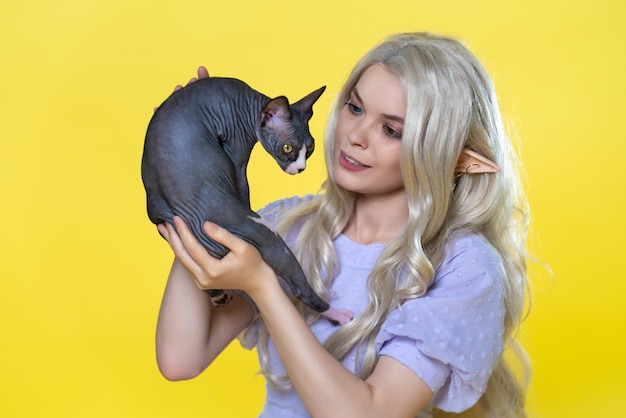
[343,191,409,245]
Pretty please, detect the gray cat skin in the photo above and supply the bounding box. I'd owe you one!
[142,77,352,325]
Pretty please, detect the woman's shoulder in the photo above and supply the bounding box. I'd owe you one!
[256,194,319,224]
[443,229,499,259]
[376,230,506,411]
[433,230,504,289]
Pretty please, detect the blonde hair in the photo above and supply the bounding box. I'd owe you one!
[257,32,531,417]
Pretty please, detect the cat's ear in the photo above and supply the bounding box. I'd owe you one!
[293,86,326,120]
[261,96,290,128]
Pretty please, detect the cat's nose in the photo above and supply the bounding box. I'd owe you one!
[285,163,306,174]
[285,148,307,174]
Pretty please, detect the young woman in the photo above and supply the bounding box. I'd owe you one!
[155,32,531,418]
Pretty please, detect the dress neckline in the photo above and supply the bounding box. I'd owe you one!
[337,233,389,248]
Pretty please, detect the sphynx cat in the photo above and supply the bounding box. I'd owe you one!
[142,77,353,325]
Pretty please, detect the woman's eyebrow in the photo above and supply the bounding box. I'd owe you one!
[382,113,405,124]
[353,87,404,123]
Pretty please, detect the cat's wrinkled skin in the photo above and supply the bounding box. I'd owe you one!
[142,77,353,325]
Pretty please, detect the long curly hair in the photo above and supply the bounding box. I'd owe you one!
[256,32,531,417]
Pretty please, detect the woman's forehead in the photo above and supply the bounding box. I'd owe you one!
[353,64,406,118]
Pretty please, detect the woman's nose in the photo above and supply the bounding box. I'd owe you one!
[347,119,369,148]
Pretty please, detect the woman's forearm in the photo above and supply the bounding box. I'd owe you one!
[248,277,380,418]
[155,259,254,380]
[156,259,214,379]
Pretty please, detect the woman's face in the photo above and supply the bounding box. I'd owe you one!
[333,64,406,198]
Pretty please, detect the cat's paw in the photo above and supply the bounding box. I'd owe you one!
[209,290,233,308]
[321,307,354,326]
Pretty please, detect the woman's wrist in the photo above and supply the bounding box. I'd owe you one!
[243,263,284,308]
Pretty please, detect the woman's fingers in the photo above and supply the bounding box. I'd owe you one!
[157,223,169,240]
[173,217,219,265]
[201,220,241,251]
[197,66,209,79]
[156,66,210,107]
[161,221,207,285]
[156,66,210,111]
[165,216,267,292]
[171,217,239,289]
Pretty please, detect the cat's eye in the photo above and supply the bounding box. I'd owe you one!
[307,144,314,153]
[282,144,293,154]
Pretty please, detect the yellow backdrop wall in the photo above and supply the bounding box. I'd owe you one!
[1,0,624,417]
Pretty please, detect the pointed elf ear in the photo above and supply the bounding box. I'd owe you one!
[454,148,500,177]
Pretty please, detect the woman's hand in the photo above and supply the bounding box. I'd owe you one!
[173,65,210,91]
[154,66,210,112]
[158,217,275,295]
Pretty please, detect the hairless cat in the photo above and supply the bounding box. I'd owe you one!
[142,77,353,325]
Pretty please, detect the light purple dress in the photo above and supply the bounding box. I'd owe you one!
[240,196,505,417]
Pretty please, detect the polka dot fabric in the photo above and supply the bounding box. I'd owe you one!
[376,232,505,412]
[244,196,505,415]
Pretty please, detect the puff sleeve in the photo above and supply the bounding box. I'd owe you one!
[375,232,506,412]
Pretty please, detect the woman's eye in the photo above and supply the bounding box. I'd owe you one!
[383,125,402,139]
[345,102,362,115]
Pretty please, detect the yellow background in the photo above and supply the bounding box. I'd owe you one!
[1,0,624,417]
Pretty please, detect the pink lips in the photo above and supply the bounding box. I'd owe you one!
[338,151,370,172]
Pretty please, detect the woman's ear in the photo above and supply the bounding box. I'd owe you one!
[455,149,500,176]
